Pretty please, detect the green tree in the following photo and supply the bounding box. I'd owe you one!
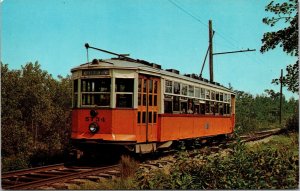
[234,88,298,134]
[1,62,72,171]
[261,0,298,93]
[1,63,34,170]
[234,91,258,133]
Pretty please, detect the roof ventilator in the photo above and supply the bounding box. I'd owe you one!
[166,69,180,74]
[152,63,162,69]
[92,59,99,65]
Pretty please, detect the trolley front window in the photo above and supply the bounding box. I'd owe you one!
[116,78,134,108]
[81,78,111,107]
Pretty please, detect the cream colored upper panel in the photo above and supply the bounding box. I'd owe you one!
[113,69,135,78]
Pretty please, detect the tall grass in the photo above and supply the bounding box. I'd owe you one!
[120,155,139,179]
[70,155,140,190]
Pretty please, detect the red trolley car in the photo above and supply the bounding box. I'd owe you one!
[71,48,235,154]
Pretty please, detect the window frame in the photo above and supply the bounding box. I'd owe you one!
[173,81,181,94]
[188,85,194,97]
[115,78,134,108]
[181,84,188,96]
[165,80,173,94]
[80,78,111,107]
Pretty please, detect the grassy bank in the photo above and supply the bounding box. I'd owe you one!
[74,132,298,190]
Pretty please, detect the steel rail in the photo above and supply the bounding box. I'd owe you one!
[3,164,120,190]
[240,128,283,143]
[2,163,65,179]
[252,128,282,135]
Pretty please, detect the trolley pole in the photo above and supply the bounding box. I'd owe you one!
[209,20,214,82]
[279,69,283,124]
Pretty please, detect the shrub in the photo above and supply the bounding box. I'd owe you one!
[2,153,30,172]
[137,134,299,189]
[285,112,299,132]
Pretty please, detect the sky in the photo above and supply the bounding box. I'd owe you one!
[1,0,298,99]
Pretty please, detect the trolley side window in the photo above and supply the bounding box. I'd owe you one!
[116,78,134,108]
[216,92,220,101]
[188,85,194,97]
[165,80,173,93]
[164,95,173,113]
[200,88,205,99]
[81,78,111,106]
[174,82,180,94]
[195,87,200,98]
[206,89,211,99]
[219,103,224,115]
[181,84,188,96]
[227,94,231,103]
[211,91,216,100]
[220,93,224,102]
[173,96,180,112]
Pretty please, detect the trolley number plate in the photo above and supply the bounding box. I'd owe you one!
[85,117,105,122]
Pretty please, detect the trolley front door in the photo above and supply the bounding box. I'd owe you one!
[137,75,159,142]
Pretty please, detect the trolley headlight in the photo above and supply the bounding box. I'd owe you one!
[89,122,99,134]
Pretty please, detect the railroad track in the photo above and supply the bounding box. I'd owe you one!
[2,163,120,190]
[2,128,285,190]
[239,128,284,143]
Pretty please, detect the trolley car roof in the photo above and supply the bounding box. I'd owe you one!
[71,58,234,93]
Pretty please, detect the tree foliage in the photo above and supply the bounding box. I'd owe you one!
[1,62,72,171]
[261,0,299,93]
[235,90,298,134]
[272,61,299,93]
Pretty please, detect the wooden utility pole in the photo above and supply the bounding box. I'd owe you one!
[201,20,255,81]
[209,20,214,82]
[279,69,283,124]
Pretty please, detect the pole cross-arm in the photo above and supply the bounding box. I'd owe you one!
[213,49,256,56]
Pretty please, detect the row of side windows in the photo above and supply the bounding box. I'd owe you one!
[164,96,231,115]
[165,80,231,103]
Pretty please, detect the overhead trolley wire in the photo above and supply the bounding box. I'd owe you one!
[168,0,208,28]
[214,31,242,50]
[168,0,243,50]
[168,0,261,66]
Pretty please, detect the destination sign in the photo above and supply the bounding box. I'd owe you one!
[82,69,109,76]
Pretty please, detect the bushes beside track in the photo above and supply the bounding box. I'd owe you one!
[136,133,299,189]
